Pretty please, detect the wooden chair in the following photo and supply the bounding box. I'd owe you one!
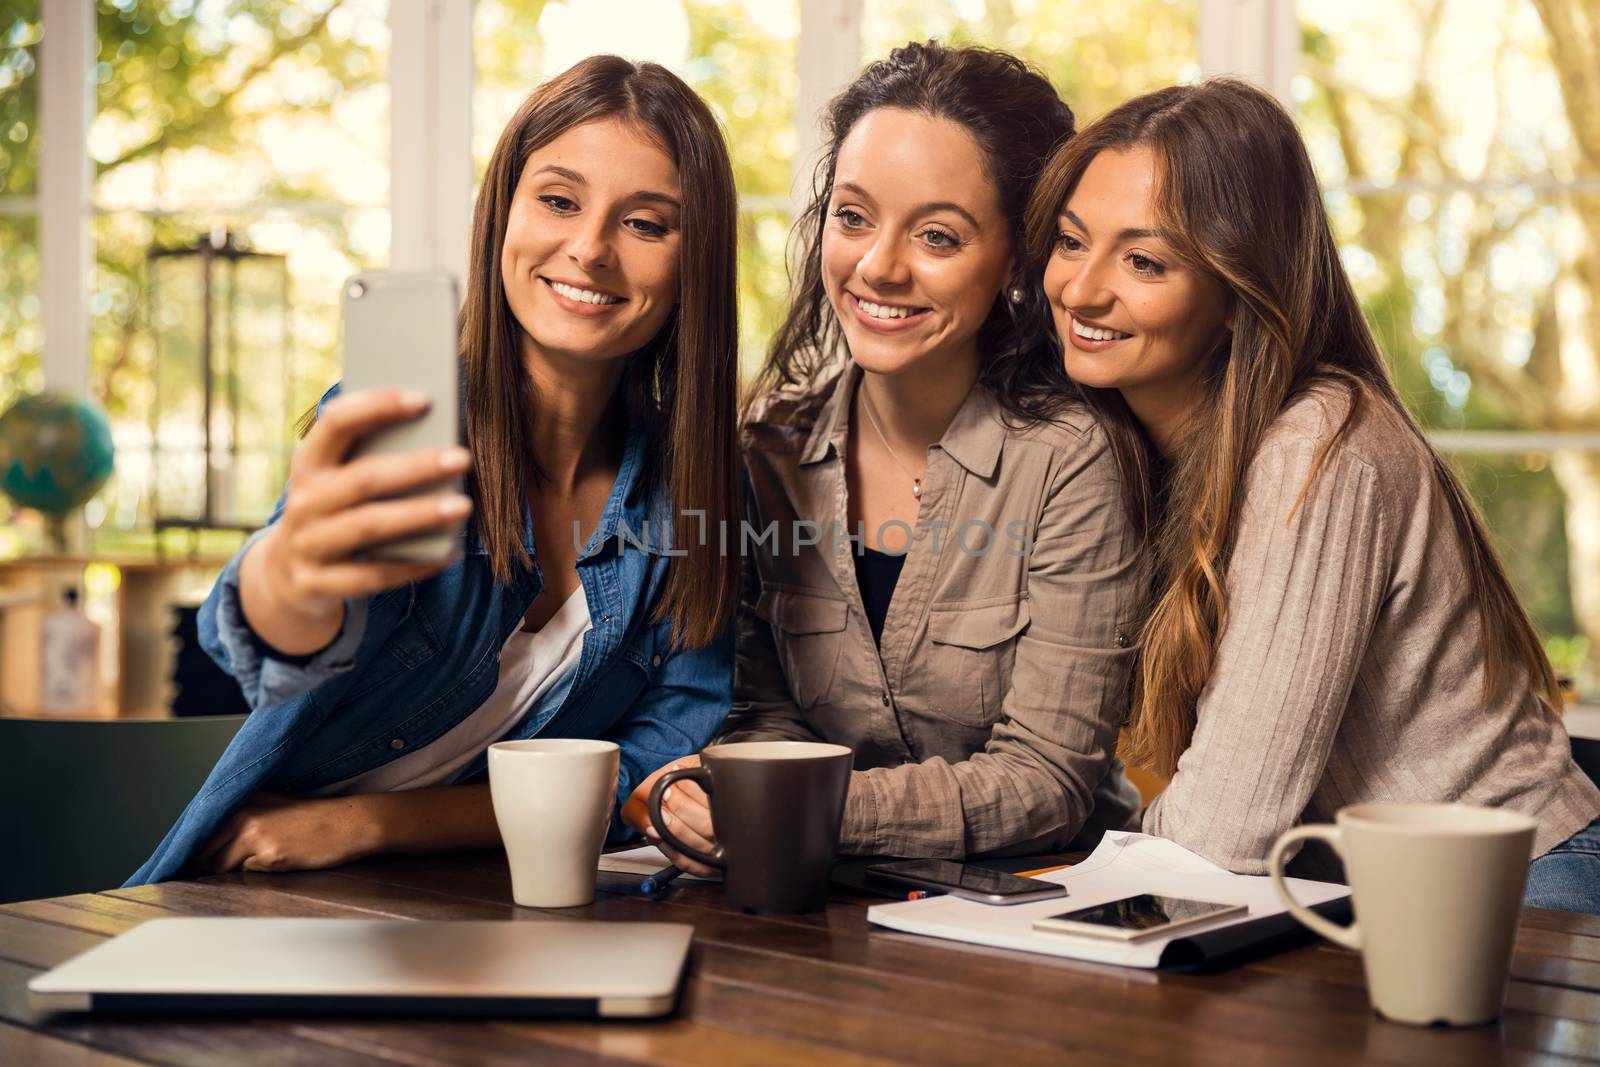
[0,714,244,903]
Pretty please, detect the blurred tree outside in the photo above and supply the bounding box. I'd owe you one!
[863,0,1197,124]
[0,0,390,554]
[1298,0,1600,695]
[0,213,39,414]
[1,1,41,424]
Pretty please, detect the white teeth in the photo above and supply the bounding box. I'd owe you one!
[549,280,621,305]
[1073,318,1129,342]
[857,297,921,320]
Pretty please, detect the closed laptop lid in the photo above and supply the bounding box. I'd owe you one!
[28,918,693,1019]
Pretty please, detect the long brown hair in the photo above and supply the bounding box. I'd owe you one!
[1025,79,1560,777]
[754,41,1076,421]
[463,55,740,648]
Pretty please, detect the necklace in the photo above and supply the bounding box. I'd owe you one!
[859,386,924,499]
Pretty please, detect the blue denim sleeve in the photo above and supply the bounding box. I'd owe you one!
[601,620,734,842]
[198,527,370,710]
[195,381,369,709]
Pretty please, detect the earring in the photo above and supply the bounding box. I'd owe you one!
[1007,285,1026,305]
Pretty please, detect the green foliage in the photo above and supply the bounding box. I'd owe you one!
[0,3,42,425]
[863,0,1196,123]
[684,2,797,369]
[0,0,39,196]
[1298,1,1600,693]
[0,216,40,415]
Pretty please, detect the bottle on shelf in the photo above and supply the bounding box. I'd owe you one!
[39,586,102,716]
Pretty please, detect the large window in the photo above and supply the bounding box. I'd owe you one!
[86,0,390,551]
[9,0,1593,703]
[1297,0,1600,699]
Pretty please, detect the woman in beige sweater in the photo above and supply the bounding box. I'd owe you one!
[1023,78,1600,913]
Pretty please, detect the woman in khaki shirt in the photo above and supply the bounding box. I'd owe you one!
[645,42,1142,869]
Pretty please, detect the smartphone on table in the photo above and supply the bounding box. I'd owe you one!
[1032,894,1247,941]
[865,859,1069,905]
[340,270,463,562]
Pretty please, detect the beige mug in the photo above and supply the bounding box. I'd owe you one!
[488,738,620,908]
[1269,802,1537,1026]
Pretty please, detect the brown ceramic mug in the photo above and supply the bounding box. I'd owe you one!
[648,741,853,914]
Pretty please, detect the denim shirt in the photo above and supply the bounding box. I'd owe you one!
[127,389,733,885]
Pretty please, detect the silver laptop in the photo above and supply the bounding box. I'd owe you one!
[28,918,693,1018]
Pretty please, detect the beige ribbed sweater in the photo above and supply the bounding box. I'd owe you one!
[1143,384,1600,878]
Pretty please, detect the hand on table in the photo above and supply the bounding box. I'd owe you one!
[621,755,719,879]
[194,792,385,874]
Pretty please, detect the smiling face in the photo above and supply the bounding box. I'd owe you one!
[1042,147,1231,433]
[500,117,682,370]
[822,107,1014,377]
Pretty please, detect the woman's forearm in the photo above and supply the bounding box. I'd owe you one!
[366,783,504,856]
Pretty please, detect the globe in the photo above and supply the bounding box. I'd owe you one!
[0,392,116,516]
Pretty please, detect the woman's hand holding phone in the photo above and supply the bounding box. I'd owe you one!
[239,387,472,657]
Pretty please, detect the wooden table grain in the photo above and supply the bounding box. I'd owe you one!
[2,853,1598,1066]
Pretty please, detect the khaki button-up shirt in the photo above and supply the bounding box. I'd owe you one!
[721,363,1142,858]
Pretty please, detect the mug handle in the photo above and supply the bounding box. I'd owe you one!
[648,767,725,870]
[1268,824,1361,951]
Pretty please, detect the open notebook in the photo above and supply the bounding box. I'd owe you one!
[867,831,1350,969]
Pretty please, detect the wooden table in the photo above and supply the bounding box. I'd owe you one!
[2,854,1598,1065]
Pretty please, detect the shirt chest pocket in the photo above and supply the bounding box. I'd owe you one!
[924,597,1031,728]
[756,589,848,710]
[334,594,443,706]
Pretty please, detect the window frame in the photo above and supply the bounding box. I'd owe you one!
[31,0,1592,454]
[29,1,1597,699]
[1280,0,1600,456]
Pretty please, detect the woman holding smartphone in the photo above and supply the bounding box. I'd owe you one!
[130,55,741,882]
[1025,79,1600,911]
[650,42,1143,873]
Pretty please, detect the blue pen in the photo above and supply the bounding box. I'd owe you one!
[640,865,683,895]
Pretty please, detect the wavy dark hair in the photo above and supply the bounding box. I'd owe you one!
[1026,79,1559,776]
[463,56,740,649]
[751,40,1076,421]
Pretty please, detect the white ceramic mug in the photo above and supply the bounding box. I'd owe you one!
[1269,802,1537,1026]
[488,738,620,908]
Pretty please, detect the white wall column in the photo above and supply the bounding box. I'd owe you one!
[1198,0,1297,105]
[389,0,474,294]
[38,0,94,397]
[794,0,862,206]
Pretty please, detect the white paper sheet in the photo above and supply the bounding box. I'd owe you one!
[598,844,717,883]
[866,831,1349,968]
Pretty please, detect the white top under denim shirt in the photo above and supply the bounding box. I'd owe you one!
[309,587,592,795]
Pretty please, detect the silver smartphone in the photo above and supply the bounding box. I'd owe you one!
[339,269,464,562]
[1032,894,1247,941]
[865,859,1069,905]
